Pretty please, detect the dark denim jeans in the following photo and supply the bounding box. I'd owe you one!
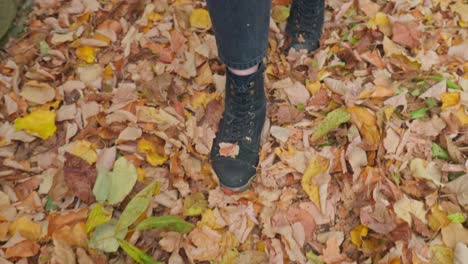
[206,0,271,70]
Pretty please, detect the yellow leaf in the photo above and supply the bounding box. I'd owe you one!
[183,192,208,216]
[14,109,57,140]
[453,106,468,125]
[190,9,211,30]
[76,46,96,63]
[190,91,218,109]
[147,12,162,22]
[306,80,321,94]
[9,216,42,241]
[86,203,112,233]
[384,106,394,120]
[103,64,114,80]
[374,12,389,26]
[347,106,381,150]
[67,140,98,164]
[431,244,454,264]
[301,155,329,206]
[350,224,368,247]
[428,205,451,231]
[137,138,168,166]
[199,209,226,230]
[271,5,290,23]
[440,92,460,110]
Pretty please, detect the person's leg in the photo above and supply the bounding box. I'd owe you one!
[206,0,271,192]
[286,0,325,53]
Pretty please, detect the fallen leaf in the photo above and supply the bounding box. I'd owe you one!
[118,239,161,264]
[137,138,168,166]
[347,106,381,150]
[64,153,97,203]
[301,155,329,207]
[441,92,460,110]
[14,109,57,140]
[89,219,127,253]
[410,158,442,186]
[20,81,55,104]
[86,203,112,233]
[9,216,42,241]
[183,192,208,216]
[310,108,350,142]
[190,9,211,30]
[271,5,290,23]
[66,140,98,164]
[218,142,240,158]
[76,46,96,63]
[393,195,426,227]
[116,181,157,232]
[137,215,194,234]
[5,240,40,258]
[93,157,138,205]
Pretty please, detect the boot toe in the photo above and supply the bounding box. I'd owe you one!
[212,157,257,191]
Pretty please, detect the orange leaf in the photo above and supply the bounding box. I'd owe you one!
[5,240,40,258]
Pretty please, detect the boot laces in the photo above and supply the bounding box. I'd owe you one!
[225,84,257,142]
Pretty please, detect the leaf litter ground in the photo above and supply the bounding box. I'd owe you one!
[0,0,467,263]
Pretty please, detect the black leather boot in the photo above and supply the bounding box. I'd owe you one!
[210,64,267,192]
[286,0,325,53]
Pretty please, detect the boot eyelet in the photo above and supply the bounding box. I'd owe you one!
[249,82,254,89]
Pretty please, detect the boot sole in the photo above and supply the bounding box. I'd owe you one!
[220,173,257,195]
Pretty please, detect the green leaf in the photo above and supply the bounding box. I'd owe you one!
[306,251,324,264]
[432,143,450,160]
[86,203,112,233]
[409,107,429,119]
[183,192,208,216]
[447,212,465,223]
[311,108,350,141]
[429,75,461,90]
[44,197,58,211]
[136,215,194,234]
[93,167,110,203]
[118,239,161,264]
[296,103,305,111]
[116,181,157,232]
[0,0,17,40]
[448,171,465,181]
[93,157,138,205]
[424,98,439,108]
[89,219,127,253]
[349,37,359,45]
[39,41,49,55]
[410,88,421,96]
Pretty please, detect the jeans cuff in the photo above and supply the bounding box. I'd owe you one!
[219,50,267,70]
